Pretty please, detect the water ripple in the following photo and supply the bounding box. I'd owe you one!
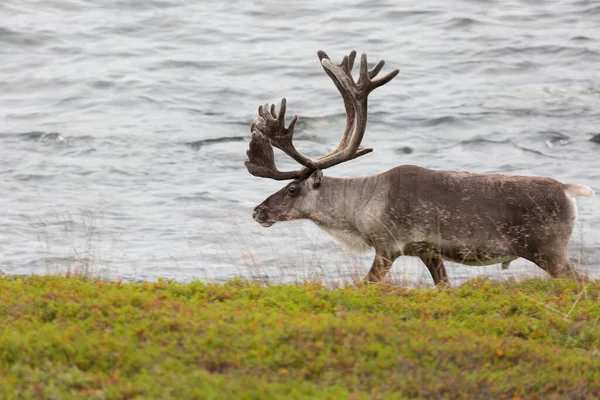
[184,137,245,151]
[0,0,598,282]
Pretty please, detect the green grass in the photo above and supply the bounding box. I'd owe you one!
[1,275,599,399]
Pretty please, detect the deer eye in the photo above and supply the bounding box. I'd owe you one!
[286,186,298,197]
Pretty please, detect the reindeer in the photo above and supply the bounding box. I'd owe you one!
[245,49,594,286]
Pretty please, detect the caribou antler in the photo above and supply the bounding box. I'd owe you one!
[313,50,393,154]
[253,98,317,169]
[244,98,306,180]
[244,129,302,180]
[245,50,399,180]
[315,51,399,168]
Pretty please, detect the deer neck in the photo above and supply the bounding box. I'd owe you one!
[302,175,381,251]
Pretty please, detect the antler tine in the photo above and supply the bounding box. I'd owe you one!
[359,53,369,86]
[319,50,357,75]
[346,51,357,73]
[340,51,357,84]
[251,98,316,170]
[362,53,400,92]
[244,130,303,180]
[369,59,385,79]
[316,50,358,153]
[356,53,400,93]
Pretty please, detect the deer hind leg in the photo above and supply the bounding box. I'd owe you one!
[364,253,395,283]
[419,254,450,286]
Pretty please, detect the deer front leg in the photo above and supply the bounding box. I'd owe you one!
[419,254,450,286]
[364,252,395,283]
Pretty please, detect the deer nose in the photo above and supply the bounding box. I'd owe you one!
[252,205,266,221]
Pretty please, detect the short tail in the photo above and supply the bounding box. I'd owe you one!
[564,183,595,198]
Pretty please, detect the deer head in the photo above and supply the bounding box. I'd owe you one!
[246,50,399,227]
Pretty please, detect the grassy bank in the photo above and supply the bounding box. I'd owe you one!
[1,276,599,399]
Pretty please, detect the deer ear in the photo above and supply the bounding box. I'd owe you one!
[309,169,322,189]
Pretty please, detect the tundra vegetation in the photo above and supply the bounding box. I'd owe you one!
[1,274,599,399]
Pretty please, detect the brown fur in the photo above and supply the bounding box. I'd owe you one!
[254,165,592,285]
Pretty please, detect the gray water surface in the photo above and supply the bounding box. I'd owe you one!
[1,0,599,285]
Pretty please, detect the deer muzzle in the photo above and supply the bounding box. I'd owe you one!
[252,204,274,227]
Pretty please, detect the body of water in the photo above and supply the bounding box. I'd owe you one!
[1,0,599,284]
